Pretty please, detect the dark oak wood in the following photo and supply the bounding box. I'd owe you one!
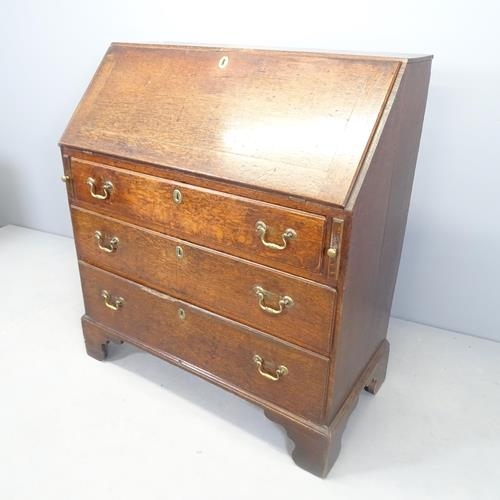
[71,206,336,355]
[82,318,111,360]
[326,59,432,421]
[62,146,347,219]
[79,262,329,421]
[63,147,347,285]
[60,44,432,477]
[264,339,389,477]
[69,157,328,278]
[82,316,124,360]
[61,43,401,207]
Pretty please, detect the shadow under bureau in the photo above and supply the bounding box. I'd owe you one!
[60,43,432,477]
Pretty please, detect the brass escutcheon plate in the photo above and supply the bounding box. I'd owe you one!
[173,188,182,204]
[218,55,229,69]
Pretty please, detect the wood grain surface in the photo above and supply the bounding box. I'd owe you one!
[60,44,432,478]
[79,262,329,421]
[326,58,432,421]
[69,157,328,277]
[72,207,337,355]
[61,43,401,206]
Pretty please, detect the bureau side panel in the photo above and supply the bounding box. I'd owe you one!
[326,59,432,421]
[371,60,432,351]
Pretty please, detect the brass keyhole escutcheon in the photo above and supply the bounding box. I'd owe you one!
[218,55,229,69]
[176,245,184,259]
[178,308,186,320]
[173,188,182,204]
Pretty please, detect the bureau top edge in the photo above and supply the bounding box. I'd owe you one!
[110,42,433,63]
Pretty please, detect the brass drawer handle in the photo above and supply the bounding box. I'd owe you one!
[255,221,296,251]
[254,286,293,315]
[101,290,124,311]
[252,354,288,381]
[87,177,113,200]
[94,231,119,253]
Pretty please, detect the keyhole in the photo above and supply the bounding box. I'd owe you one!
[173,188,182,204]
[218,56,229,69]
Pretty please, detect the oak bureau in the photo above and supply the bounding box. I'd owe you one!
[60,43,432,477]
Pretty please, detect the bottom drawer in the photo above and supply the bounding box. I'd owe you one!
[79,262,329,422]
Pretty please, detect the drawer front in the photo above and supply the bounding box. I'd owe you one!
[79,262,328,421]
[69,158,327,277]
[72,207,336,355]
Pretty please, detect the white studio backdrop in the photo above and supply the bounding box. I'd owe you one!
[1,0,499,341]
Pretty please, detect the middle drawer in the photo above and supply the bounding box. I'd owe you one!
[71,206,336,356]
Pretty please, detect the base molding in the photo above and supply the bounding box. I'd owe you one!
[265,340,390,477]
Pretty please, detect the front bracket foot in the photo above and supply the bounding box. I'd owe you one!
[81,316,121,361]
[264,340,390,477]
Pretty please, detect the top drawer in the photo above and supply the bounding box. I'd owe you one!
[69,158,328,278]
